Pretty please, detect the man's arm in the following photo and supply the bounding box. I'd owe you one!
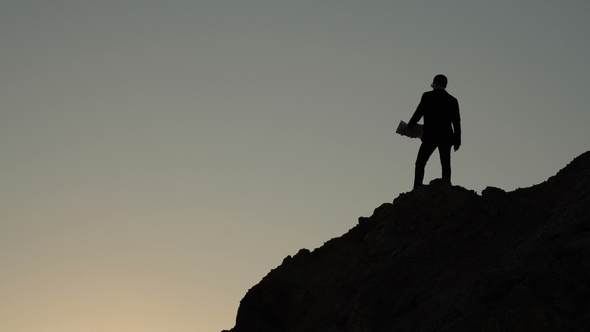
[408,93,426,128]
[452,100,461,151]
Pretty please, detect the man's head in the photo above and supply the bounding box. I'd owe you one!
[431,74,448,89]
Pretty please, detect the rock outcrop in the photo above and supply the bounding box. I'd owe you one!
[225,151,590,332]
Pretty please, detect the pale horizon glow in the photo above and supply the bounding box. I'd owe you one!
[1,1,590,331]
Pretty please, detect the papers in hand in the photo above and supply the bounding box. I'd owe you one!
[396,120,423,139]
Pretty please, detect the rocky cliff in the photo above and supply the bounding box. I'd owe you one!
[225,151,590,332]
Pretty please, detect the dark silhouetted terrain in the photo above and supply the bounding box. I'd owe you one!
[225,151,590,332]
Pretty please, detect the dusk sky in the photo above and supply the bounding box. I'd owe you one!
[2,1,589,331]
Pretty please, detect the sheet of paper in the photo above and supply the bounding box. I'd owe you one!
[396,120,423,139]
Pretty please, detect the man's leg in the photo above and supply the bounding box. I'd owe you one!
[414,141,437,188]
[438,143,452,182]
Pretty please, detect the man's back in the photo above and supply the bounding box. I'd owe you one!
[409,89,460,143]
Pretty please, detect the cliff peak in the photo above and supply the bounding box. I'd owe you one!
[225,151,590,332]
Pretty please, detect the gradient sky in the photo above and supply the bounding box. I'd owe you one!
[1,1,589,331]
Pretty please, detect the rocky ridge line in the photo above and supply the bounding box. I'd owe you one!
[225,151,590,332]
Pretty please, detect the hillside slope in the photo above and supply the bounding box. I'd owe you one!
[225,151,590,332]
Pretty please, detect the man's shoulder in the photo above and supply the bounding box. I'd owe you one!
[445,90,457,99]
[446,92,458,103]
[433,89,458,101]
[420,90,438,100]
[422,89,450,98]
[421,90,459,106]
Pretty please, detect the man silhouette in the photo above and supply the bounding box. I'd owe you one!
[408,74,461,189]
